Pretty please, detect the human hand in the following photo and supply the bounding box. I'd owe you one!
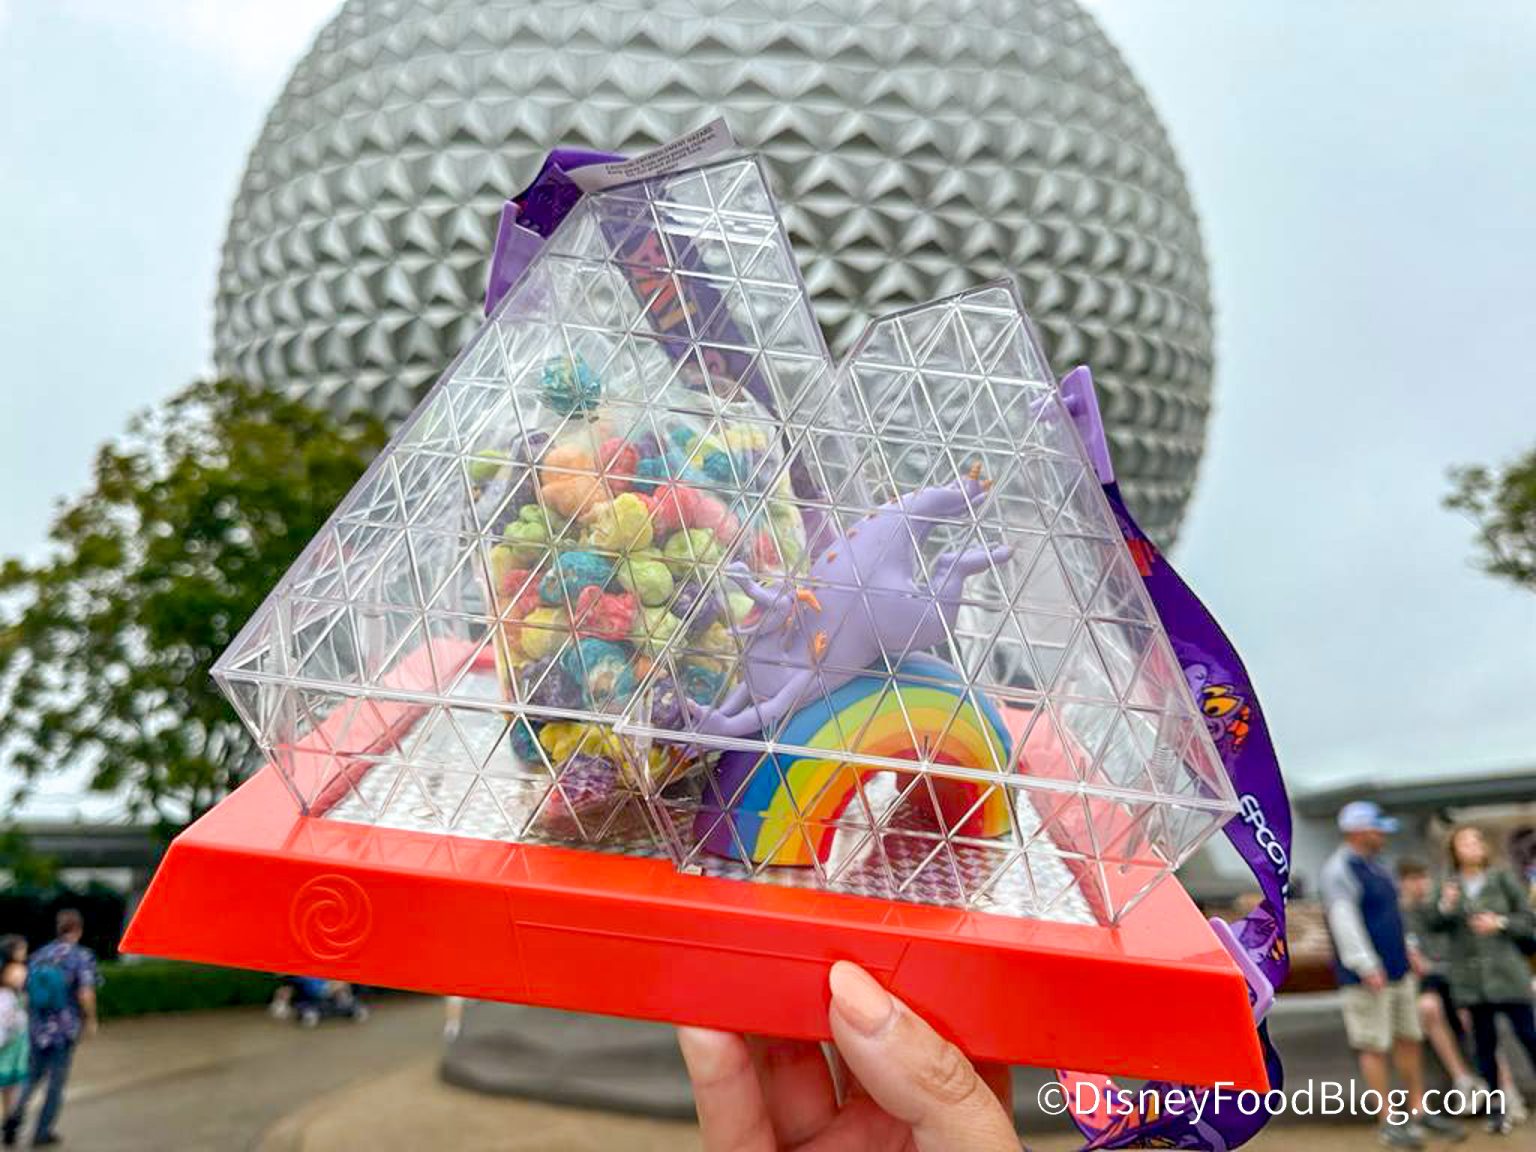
[1469,911,1503,937]
[1362,970,1387,992]
[1439,882,1460,911]
[678,961,1019,1151]
[1408,948,1427,978]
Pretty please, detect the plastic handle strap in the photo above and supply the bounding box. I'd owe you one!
[490,151,1292,1152]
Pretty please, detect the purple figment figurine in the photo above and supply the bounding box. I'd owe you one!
[686,475,1011,738]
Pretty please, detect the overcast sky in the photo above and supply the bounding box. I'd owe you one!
[1,1,1532,819]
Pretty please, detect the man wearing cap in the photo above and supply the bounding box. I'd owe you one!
[1321,801,1464,1147]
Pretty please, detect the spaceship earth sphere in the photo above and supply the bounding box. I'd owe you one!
[213,0,1214,543]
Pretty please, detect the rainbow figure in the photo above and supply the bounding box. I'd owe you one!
[698,655,1014,867]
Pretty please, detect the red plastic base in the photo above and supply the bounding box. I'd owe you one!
[123,765,1267,1090]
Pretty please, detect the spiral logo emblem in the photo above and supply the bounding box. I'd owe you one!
[290,874,373,961]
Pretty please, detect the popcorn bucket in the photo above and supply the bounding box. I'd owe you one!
[125,142,1269,1092]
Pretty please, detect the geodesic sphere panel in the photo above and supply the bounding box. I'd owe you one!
[213,0,1213,545]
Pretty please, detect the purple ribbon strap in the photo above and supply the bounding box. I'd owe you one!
[486,148,622,314]
[1057,366,1290,1151]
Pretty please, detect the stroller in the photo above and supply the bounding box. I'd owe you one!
[269,976,369,1027]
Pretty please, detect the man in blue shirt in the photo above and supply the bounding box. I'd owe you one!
[2,910,100,1148]
[1321,802,1463,1148]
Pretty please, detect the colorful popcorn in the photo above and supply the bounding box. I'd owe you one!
[470,363,807,788]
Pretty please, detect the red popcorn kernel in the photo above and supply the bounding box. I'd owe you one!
[751,530,782,570]
[649,484,699,536]
[498,563,531,599]
[689,493,729,532]
[573,586,639,641]
[511,575,543,620]
[489,556,541,619]
[713,509,741,544]
[599,437,639,491]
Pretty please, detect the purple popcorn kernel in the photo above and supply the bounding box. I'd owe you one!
[553,753,618,802]
[669,579,714,624]
[522,656,581,710]
[647,677,685,730]
[668,580,724,637]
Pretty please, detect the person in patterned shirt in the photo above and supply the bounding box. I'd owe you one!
[2,910,100,1148]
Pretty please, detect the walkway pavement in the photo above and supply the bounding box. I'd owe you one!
[32,996,1521,1151]
[265,1057,1514,1152]
[41,997,442,1151]
[261,1059,694,1152]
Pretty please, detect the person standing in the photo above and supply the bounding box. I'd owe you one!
[0,938,27,1130]
[1,910,101,1149]
[1320,802,1464,1147]
[1432,825,1536,1137]
[1398,861,1481,1095]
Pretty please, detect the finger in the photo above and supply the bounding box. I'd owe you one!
[749,1036,838,1146]
[826,963,1019,1152]
[803,1060,1002,1152]
[801,1092,909,1152]
[678,1027,776,1152]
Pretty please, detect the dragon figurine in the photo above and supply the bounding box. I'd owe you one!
[686,475,1011,738]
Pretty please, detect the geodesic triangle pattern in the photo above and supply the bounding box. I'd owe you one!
[214,154,1236,926]
[214,0,1216,549]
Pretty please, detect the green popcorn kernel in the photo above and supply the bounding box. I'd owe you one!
[467,449,512,484]
[633,606,684,653]
[662,527,723,569]
[615,556,674,607]
[502,514,550,565]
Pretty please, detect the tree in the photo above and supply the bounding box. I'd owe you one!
[0,379,388,830]
[1444,446,1536,591]
[0,826,59,890]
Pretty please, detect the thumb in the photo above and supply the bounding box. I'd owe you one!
[826,962,1018,1151]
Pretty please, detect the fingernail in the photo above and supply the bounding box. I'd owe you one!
[829,961,895,1037]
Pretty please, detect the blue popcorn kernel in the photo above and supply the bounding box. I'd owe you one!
[539,355,602,416]
[538,550,614,605]
[561,638,638,707]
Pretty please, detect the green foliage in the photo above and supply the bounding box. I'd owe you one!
[0,885,127,959]
[97,960,277,1019]
[0,827,59,889]
[0,379,388,828]
[1445,446,1536,591]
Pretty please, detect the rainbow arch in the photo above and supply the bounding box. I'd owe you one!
[698,655,1014,867]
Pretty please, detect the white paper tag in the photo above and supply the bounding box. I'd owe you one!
[567,118,738,193]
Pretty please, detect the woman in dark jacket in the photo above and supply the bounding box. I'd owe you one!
[1431,825,1536,1135]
